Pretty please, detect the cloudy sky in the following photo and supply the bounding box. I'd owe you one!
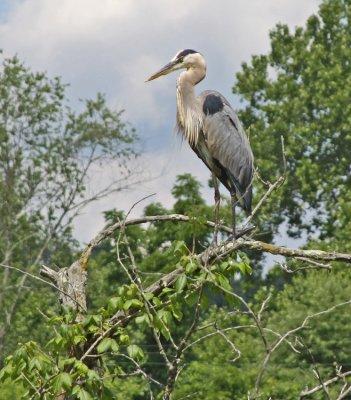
[0,0,320,243]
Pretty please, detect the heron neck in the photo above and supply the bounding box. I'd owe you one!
[177,66,205,100]
[177,76,197,111]
[176,67,205,145]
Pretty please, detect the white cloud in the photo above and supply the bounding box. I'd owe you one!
[0,0,321,242]
[73,140,213,243]
[0,0,320,125]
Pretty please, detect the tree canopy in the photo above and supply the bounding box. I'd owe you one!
[234,0,351,238]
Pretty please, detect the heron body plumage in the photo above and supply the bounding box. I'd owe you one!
[175,65,253,214]
[147,49,254,222]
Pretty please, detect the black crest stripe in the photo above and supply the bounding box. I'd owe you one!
[176,49,197,59]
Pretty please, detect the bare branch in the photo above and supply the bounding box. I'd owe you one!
[244,135,286,227]
[78,214,254,271]
[163,285,203,400]
[300,339,331,400]
[300,371,351,398]
[215,324,241,362]
[253,299,351,398]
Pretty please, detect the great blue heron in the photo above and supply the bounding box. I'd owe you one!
[146,49,254,238]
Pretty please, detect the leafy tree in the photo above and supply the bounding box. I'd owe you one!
[0,53,138,356]
[234,0,351,238]
[173,266,351,399]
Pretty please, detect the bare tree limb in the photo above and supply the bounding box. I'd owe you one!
[300,370,351,398]
[78,214,254,271]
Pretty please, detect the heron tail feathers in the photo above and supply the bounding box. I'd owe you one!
[228,173,252,215]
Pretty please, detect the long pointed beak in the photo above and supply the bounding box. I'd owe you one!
[145,60,178,82]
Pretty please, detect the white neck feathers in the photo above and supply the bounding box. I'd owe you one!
[176,67,205,146]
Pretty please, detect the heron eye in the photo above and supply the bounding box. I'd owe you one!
[178,57,183,63]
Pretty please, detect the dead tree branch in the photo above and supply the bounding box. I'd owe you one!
[300,370,351,398]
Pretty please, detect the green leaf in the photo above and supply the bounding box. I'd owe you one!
[135,314,149,325]
[127,344,144,361]
[72,386,93,400]
[157,309,172,325]
[97,338,118,354]
[215,273,232,291]
[144,292,154,301]
[123,299,143,310]
[159,326,171,341]
[107,297,123,313]
[28,357,42,372]
[170,300,183,321]
[161,287,174,295]
[152,297,162,306]
[119,333,130,345]
[87,369,100,381]
[175,274,187,293]
[73,335,86,345]
[237,261,252,275]
[52,372,72,392]
[185,260,198,273]
[173,241,189,256]
[74,360,89,375]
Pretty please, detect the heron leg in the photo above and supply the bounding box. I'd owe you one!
[212,174,220,246]
[231,192,236,239]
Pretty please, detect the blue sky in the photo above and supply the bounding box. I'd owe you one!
[0,0,320,243]
[0,1,11,19]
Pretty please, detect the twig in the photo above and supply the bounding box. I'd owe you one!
[244,135,286,226]
[163,285,203,400]
[184,324,254,352]
[337,384,351,400]
[300,370,351,398]
[300,339,331,400]
[254,299,351,398]
[115,226,173,367]
[118,353,163,388]
[21,372,41,398]
[214,324,241,362]
[257,293,272,322]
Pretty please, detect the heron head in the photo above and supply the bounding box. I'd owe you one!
[146,49,205,82]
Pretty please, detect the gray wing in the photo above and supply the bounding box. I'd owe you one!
[198,90,254,213]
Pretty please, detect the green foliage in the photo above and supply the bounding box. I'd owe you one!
[234,0,351,237]
[0,175,253,398]
[3,1,351,398]
[0,52,137,360]
[174,268,351,399]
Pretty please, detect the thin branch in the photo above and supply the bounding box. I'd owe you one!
[244,135,286,227]
[300,371,351,398]
[115,222,173,367]
[215,324,241,362]
[300,339,331,400]
[118,353,164,388]
[21,372,41,398]
[163,286,204,400]
[254,299,351,398]
[337,384,351,400]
